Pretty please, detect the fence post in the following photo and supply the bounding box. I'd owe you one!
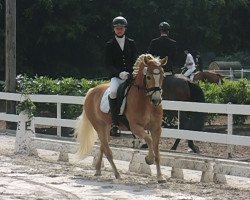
[227,102,234,158]
[129,151,151,175]
[57,102,62,137]
[15,112,37,155]
[229,68,233,80]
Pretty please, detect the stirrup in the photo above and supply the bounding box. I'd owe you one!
[110,125,120,137]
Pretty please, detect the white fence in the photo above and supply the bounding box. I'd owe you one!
[0,92,250,183]
[1,92,250,146]
[206,69,250,80]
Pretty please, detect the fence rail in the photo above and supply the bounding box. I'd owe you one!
[205,69,250,79]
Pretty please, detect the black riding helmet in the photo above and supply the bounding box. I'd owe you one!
[159,22,170,32]
[112,16,128,27]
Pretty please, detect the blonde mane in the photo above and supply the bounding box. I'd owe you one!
[132,54,160,78]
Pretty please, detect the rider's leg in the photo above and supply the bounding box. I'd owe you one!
[184,67,196,77]
[109,77,124,137]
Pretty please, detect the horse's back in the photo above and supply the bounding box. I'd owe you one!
[84,83,110,122]
[163,75,191,101]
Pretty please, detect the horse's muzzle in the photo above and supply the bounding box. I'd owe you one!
[151,97,162,106]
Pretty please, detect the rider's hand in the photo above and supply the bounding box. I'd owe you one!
[119,71,130,80]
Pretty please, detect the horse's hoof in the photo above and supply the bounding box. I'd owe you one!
[145,156,154,165]
[94,171,101,176]
[115,173,121,179]
[140,143,148,149]
[193,146,200,154]
[158,179,166,184]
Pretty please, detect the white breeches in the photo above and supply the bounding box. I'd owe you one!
[109,77,126,99]
[183,67,196,77]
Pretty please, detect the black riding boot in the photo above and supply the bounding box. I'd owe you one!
[108,96,120,137]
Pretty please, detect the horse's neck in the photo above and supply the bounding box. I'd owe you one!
[133,71,144,87]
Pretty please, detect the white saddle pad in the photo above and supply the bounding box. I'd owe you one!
[190,74,194,82]
[100,87,127,115]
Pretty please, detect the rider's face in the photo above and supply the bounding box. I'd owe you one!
[114,26,126,37]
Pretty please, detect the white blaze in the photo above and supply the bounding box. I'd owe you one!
[153,69,160,87]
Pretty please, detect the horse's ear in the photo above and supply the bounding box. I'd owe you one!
[160,56,168,66]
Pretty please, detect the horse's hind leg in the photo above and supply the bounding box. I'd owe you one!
[170,112,189,151]
[187,140,200,153]
[99,135,121,179]
[103,145,120,179]
[97,130,120,179]
[94,147,103,176]
[170,139,181,150]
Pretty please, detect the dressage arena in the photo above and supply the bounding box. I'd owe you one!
[0,92,250,199]
[0,128,250,199]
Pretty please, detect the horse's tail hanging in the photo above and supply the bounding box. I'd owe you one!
[74,111,97,158]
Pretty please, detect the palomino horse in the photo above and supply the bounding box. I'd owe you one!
[192,71,224,84]
[74,54,167,183]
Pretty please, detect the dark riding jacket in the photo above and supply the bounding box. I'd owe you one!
[148,35,177,72]
[105,36,137,79]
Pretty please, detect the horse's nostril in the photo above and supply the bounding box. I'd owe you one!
[152,99,161,106]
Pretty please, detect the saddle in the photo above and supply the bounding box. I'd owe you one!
[100,78,132,115]
[182,68,199,81]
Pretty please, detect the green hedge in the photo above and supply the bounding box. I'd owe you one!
[16,74,106,119]
[199,79,250,125]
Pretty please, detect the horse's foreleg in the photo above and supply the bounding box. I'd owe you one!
[143,133,155,165]
[130,125,155,165]
[151,128,165,183]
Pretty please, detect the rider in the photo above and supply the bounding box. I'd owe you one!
[194,51,203,72]
[182,50,196,78]
[105,16,138,137]
[148,21,177,73]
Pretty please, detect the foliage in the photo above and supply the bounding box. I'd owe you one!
[16,74,105,119]
[216,51,250,69]
[16,95,36,120]
[1,0,249,78]
[199,79,250,125]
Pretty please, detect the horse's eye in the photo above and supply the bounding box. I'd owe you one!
[147,76,151,80]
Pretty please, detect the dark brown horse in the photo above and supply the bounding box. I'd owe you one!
[74,54,167,183]
[192,71,224,84]
[163,74,205,153]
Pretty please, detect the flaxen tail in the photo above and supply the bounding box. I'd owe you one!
[74,110,96,158]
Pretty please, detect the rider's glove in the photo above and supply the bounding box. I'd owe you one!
[119,71,130,80]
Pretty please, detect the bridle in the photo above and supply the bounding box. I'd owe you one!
[143,66,164,97]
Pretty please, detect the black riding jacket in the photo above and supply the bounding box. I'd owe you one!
[105,36,137,79]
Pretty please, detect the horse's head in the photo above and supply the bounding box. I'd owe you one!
[133,54,167,106]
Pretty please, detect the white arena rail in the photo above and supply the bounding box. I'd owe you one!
[0,92,250,183]
[205,69,250,80]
